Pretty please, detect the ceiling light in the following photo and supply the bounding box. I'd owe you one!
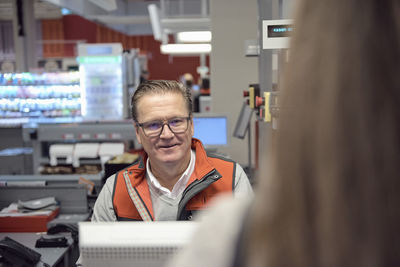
[148,4,163,41]
[160,44,212,55]
[177,31,212,43]
[88,0,117,11]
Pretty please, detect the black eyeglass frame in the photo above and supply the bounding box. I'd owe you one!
[135,116,191,137]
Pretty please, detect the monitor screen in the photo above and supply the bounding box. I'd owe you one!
[192,84,200,91]
[267,24,293,38]
[192,114,228,147]
[233,102,253,139]
[86,46,113,55]
[79,221,198,267]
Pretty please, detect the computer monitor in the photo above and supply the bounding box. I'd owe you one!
[192,114,228,149]
[233,102,253,139]
[79,221,198,267]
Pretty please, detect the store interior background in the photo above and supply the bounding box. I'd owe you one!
[0,0,293,179]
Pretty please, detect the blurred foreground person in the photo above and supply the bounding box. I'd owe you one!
[167,0,400,266]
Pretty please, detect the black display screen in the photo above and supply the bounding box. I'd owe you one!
[267,24,293,38]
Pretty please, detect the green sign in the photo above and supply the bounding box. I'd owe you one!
[77,56,121,64]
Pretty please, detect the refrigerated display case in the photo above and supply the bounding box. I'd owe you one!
[77,43,126,120]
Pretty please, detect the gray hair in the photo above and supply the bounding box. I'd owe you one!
[131,80,192,122]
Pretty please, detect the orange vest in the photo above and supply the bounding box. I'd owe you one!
[112,138,235,221]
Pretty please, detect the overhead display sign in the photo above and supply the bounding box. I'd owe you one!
[262,19,293,49]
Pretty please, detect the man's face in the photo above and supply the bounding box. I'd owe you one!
[135,92,194,168]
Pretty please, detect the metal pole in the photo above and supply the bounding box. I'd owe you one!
[247,120,252,180]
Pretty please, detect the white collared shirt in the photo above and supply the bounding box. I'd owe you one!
[146,150,196,220]
[146,150,196,199]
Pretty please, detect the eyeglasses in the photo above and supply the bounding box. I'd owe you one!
[136,116,191,137]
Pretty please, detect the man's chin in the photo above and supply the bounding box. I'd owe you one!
[152,145,189,165]
[155,158,179,167]
[157,151,185,164]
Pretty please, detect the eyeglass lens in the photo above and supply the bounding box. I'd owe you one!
[142,117,188,136]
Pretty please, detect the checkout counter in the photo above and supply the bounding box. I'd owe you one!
[0,119,140,266]
[0,183,88,266]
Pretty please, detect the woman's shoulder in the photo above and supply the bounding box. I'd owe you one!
[167,195,251,267]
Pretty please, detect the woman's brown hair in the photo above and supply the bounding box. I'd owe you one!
[245,0,400,266]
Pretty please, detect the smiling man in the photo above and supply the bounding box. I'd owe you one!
[92,80,253,221]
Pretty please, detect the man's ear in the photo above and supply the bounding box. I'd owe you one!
[134,124,142,145]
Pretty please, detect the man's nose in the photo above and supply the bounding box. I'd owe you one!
[159,123,174,138]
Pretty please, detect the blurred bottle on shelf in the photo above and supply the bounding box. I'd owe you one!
[0,71,81,118]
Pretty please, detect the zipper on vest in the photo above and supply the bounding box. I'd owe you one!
[177,169,221,219]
